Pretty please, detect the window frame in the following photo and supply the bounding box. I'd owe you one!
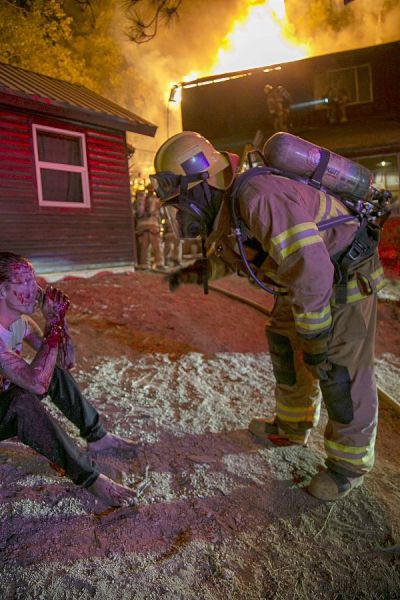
[314,63,373,107]
[32,124,91,209]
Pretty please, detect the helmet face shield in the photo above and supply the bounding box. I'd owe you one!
[180,150,211,175]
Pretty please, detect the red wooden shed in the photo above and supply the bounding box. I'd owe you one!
[0,61,157,274]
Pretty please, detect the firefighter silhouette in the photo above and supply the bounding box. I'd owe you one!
[134,187,164,269]
[161,206,182,267]
[264,84,292,132]
[326,84,348,124]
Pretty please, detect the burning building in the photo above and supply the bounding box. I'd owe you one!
[178,41,400,207]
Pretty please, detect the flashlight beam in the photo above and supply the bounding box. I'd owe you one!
[290,98,329,110]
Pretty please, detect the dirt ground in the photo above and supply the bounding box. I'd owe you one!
[0,266,400,600]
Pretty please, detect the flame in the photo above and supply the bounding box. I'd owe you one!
[167,1,311,122]
[202,0,309,78]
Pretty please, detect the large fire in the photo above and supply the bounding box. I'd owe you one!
[168,1,310,122]
[206,0,309,77]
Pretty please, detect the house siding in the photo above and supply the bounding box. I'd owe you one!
[0,109,135,273]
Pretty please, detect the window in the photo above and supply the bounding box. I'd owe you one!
[314,64,373,106]
[32,125,90,208]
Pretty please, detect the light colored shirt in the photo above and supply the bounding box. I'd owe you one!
[0,315,35,390]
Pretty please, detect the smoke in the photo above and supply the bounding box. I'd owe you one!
[110,0,246,179]
[285,0,400,55]
[109,0,400,179]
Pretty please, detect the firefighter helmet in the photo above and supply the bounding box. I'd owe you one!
[153,131,237,199]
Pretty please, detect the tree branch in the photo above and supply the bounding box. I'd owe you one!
[124,0,183,43]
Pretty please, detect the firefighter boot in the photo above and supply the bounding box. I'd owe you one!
[248,417,309,446]
[308,468,364,501]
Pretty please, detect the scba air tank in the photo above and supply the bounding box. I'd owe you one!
[263,132,372,199]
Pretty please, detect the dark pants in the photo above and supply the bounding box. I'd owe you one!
[0,367,106,487]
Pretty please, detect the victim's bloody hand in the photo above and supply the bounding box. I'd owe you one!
[41,286,70,323]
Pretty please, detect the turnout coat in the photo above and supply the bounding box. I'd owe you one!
[205,172,385,475]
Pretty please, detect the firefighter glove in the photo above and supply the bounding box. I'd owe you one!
[167,259,205,291]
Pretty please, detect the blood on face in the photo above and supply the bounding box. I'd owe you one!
[7,263,38,308]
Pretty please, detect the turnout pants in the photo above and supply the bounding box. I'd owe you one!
[137,230,163,267]
[164,232,182,265]
[0,366,106,487]
[266,292,378,477]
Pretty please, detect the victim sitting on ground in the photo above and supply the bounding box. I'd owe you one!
[0,251,138,508]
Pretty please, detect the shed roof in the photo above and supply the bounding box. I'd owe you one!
[0,61,157,136]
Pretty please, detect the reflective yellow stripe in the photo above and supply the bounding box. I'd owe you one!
[345,267,386,304]
[326,439,371,454]
[278,235,322,261]
[277,402,316,416]
[270,223,322,263]
[271,223,316,245]
[294,304,332,333]
[325,439,375,467]
[276,413,308,423]
[316,192,355,227]
[294,304,331,321]
[315,191,327,223]
[330,196,351,218]
[277,402,320,424]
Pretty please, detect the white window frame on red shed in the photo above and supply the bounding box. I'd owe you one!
[32,124,91,208]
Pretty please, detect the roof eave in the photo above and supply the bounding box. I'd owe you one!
[0,90,157,137]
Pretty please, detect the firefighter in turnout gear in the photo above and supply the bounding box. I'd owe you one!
[264,84,292,132]
[150,131,387,502]
[161,205,183,267]
[134,187,164,269]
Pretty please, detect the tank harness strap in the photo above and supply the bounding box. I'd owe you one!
[231,168,273,267]
[242,237,269,267]
[331,220,380,304]
[308,149,330,189]
[229,165,381,301]
[229,168,286,296]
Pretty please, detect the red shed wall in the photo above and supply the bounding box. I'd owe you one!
[0,108,135,274]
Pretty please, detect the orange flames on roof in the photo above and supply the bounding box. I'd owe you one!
[199,0,310,79]
[168,2,310,112]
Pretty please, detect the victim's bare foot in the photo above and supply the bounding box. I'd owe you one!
[87,433,138,454]
[87,474,137,507]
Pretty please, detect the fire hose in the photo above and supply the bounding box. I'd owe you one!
[208,283,400,416]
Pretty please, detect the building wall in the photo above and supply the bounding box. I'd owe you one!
[0,108,135,273]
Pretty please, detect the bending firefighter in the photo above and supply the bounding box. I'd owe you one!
[150,130,389,502]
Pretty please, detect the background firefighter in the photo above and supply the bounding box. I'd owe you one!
[150,130,386,502]
[134,186,164,269]
[161,205,183,267]
[264,84,292,132]
[325,84,349,124]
